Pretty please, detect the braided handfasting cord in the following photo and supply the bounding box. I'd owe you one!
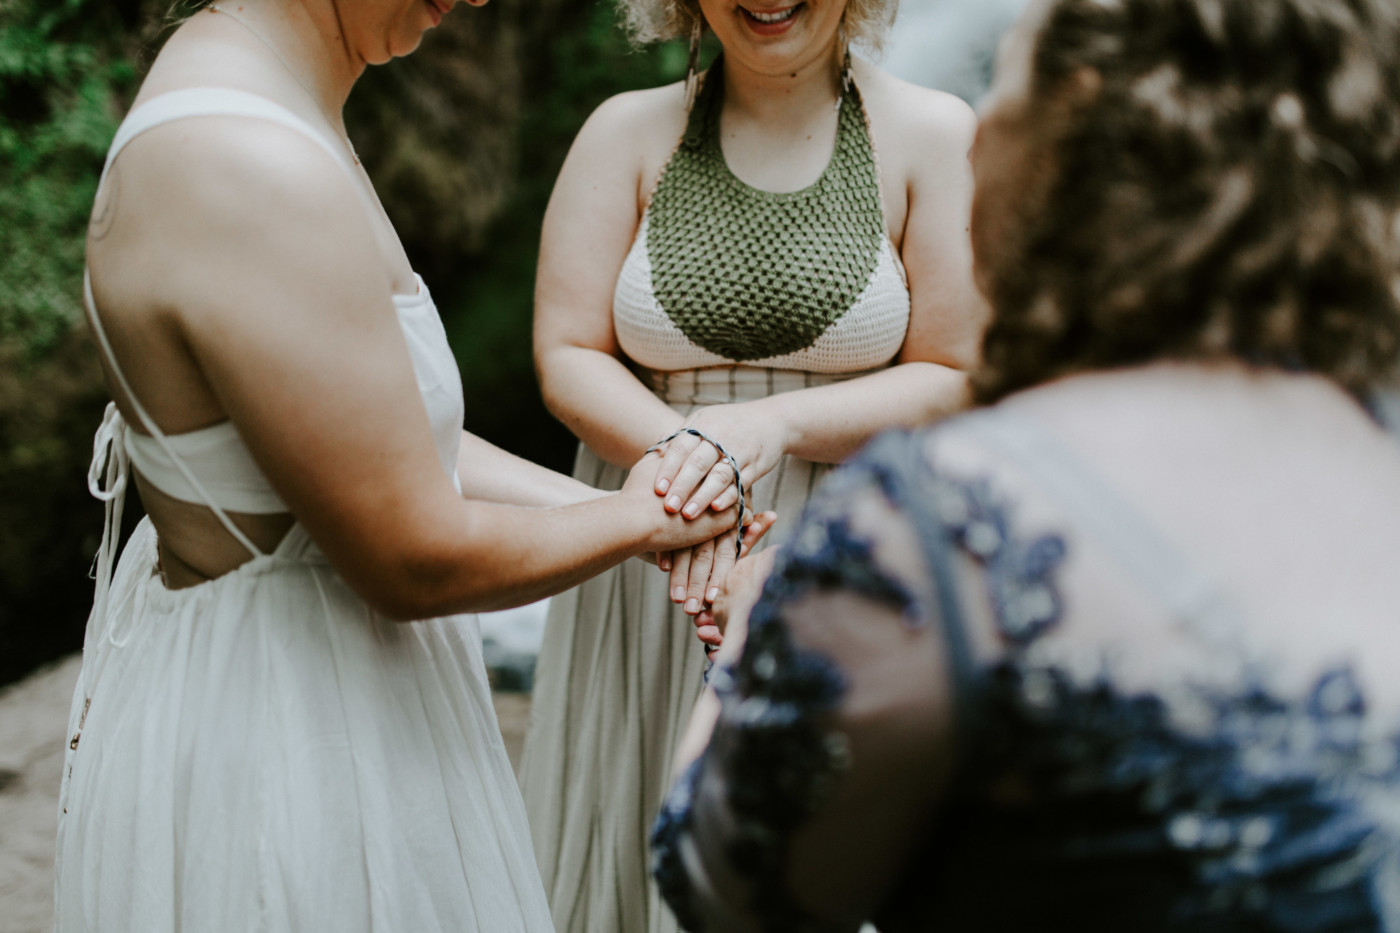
[646,428,747,558]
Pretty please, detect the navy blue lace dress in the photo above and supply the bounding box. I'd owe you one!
[651,410,1400,933]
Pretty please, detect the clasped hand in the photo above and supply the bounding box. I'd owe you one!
[646,403,785,618]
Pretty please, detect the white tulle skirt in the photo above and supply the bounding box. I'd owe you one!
[54,518,553,932]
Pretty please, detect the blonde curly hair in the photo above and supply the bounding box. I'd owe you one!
[618,0,898,52]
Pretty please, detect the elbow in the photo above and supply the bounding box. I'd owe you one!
[358,540,533,622]
[536,358,572,424]
[358,570,450,623]
[539,380,567,424]
[367,590,440,624]
[351,537,476,622]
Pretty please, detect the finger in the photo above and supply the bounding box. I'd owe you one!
[657,551,672,573]
[709,483,741,512]
[664,442,721,514]
[705,527,740,604]
[684,538,715,615]
[692,608,723,648]
[693,607,715,632]
[655,501,742,552]
[694,622,723,648]
[669,546,693,605]
[654,432,703,497]
[682,462,737,519]
[739,511,778,558]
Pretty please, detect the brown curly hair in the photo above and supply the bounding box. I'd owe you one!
[973,0,1400,404]
[618,0,898,50]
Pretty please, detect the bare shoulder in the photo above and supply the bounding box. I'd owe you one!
[857,62,977,172]
[564,82,691,202]
[575,82,688,163]
[90,114,384,319]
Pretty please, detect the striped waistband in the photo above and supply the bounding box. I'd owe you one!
[639,365,883,407]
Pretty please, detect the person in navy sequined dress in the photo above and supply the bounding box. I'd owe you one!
[651,0,1400,929]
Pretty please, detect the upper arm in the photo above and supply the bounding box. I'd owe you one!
[774,490,959,923]
[660,465,960,930]
[891,90,989,370]
[93,119,464,608]
[533,90,669,364]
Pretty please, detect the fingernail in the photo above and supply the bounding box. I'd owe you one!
[657,478,670,494]
[672,586,685,602]
[667,496,681,511]
[659,558,671,571]
[707,587,719,602]
[684,598,700,614]
[683,503,700,518]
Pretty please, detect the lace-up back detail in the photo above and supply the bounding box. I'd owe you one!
[81,86,465,614]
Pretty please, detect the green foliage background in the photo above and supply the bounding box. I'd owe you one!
[0,0,691,685]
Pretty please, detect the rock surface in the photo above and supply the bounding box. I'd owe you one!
[0,656,77,933]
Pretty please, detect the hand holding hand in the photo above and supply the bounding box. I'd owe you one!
[652,402,788,520]
[692,546,779,658]
[665,510,777,616]
[621,452,739,552]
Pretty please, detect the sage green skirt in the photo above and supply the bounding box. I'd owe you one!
[519,365,873,933]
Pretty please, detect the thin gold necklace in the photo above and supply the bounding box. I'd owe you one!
[207,3,361,166]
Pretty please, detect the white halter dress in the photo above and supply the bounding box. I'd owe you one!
[53,89,554,933]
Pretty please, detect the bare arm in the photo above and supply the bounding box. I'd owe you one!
[93,119,734,620]
[659,479,958,931]
[533,91,687,470]
[454,431,605,508]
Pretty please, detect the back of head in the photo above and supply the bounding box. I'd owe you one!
[974,0,1400,403]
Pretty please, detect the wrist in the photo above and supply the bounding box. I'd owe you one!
[609,489,669,557]
[561,478,609,507]
[639,413,688,460]
[745,396,794,459]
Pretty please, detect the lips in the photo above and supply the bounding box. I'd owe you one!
[739,3,802,36]
[744,4,798,22]
[424,0,449,25]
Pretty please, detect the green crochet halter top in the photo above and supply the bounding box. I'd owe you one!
[644,58,888,362]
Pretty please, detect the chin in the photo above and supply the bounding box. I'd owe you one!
[374,32,426,63]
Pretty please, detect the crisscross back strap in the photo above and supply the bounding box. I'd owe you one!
[84,272,265,558]
[83,87,366,559]
[955,409,1252,647]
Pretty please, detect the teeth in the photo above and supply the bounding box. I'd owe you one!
[748,6,798,23]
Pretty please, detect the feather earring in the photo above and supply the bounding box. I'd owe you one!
[684,18,703,113]
[836,22,853,111]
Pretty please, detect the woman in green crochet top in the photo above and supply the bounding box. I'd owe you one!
[521,1,985,930]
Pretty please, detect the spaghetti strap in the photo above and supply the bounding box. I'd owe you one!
[81,85,371,559]
[98,87,355,189]
[956,410,1250,642]
[83,271,265,559]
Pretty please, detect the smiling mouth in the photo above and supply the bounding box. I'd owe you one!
[741,3,802,25]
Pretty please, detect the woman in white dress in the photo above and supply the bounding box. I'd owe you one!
[54,1,761,930]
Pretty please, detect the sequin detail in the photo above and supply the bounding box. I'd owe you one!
[652,428,1400,932]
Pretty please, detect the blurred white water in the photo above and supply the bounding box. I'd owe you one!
[479,600,550,690]
[881,0,1029,102]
